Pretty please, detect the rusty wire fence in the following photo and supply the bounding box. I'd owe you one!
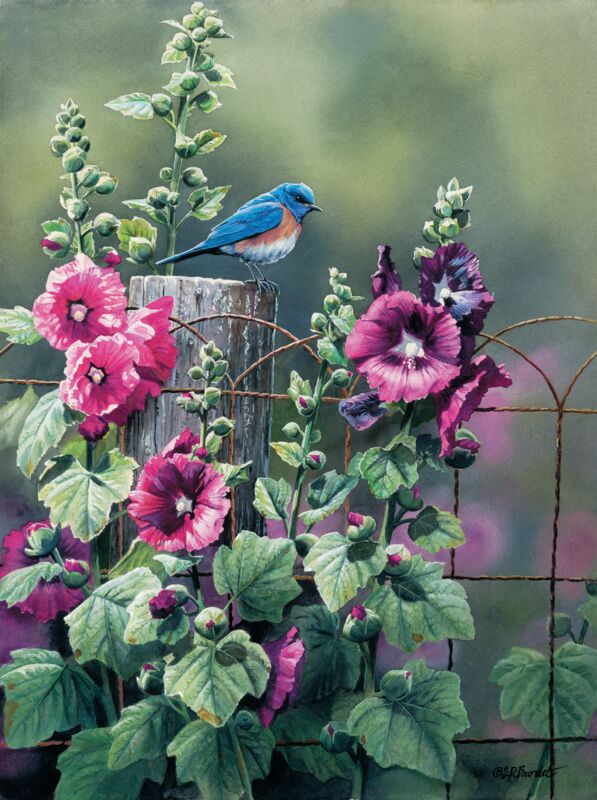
[1,312,596,799]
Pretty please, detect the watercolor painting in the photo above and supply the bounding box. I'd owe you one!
[0,2,595,799]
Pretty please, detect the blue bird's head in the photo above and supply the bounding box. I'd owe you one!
[271,182,322,221]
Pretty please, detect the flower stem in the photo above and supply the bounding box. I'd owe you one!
[359,641,375,697]
[70,173,83,253]
[287,360,329,540]
[380,497,398,548]
[525,743,550,800]
[99,663,118,726]
[350,755,364,800]
[229,721,254,800]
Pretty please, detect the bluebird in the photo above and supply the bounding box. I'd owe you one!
[156,182,322,291]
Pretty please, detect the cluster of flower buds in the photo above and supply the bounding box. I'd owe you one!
[195,605,228,641]
[310,268,361,367]
[179,341,228,411]
[414,177,473,266]
[342,604,382,642]
[22,524,90,589]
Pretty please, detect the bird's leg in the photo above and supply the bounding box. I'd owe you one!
[244,262,261,290]
[252,264,278,295]
[244,261,267,296]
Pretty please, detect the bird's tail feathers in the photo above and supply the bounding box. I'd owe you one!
[155,242,212,267]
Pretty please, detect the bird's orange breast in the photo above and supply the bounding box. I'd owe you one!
[235,206,301,253]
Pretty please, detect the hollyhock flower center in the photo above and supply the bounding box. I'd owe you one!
[87,365,106,385]
[391,333,425,370]
[438,286,453,303]
[175,495,195,518]
[69,301,89,322]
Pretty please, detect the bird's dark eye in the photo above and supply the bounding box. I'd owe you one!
[295,194,303,202]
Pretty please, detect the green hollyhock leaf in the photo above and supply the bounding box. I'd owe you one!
[213,460,252,487]
[415,434,447,472]
[272,705,353,783]
[328,304,356,337]
[253,476,292,520]
[108,539,167,579]
[271,441,304,468]
[0,306,42,345]
[55,728,166,800]
[168,717,275,800]
[161,43,187,65]
[117,217,157,252]
[151,552,203,576]
[359,433,418,499]
[108,695,187,770]
[124,590,190,647]
[161,19,187,32]
[0,386,37,450]
[164,629,270,726]
[300,470,358,527]
[213,529,300,622]
[38,449,137,541]
[0,562,64,608]
[65,568,160,679]
[303,534,386,612]
[408,506,465,553]
[365,761,478,799]
[41,217,71,236]
[347,451,364,477]
[317,336,347,366]
[204,63,237,89]
[366,556,475,652]
[348,660,469,780]
[105,93,154,120]
[191,185,231,221]
[122,199,168,225]
[17,389,74,477]
[287,370,311,401]
[285,605,361,701]
[195,129,227,153]
[0,649,97,747]
[579,594,597,627]
[490,642,597,747]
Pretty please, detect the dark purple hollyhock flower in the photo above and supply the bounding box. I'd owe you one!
[371,245,402,298]
[339,390,387,431]
[435,354,512,457]
[161,428,204,459]
[78,414,109,443]
[148,588,178,619]
[258,626,305,727]
[346,291,461,403]
[419,244,494,335]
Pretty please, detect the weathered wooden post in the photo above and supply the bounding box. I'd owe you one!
[111,276,277,564]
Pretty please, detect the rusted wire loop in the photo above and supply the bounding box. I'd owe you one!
[560,350,597,409]
[474,315,597,355]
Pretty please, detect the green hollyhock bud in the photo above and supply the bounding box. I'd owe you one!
[446,189,464,210]
[160,166,173,181]
[194,91,220,113]
[422,220,442,243]
[180,70,200,90]
[65,126,83,143]
[70,113,85,129]
[183,13,202,29]
[586,580,597,597]
[297,395,317,417]
[201,342,215,357]
[188,365,204,380]
[380,669,413,701]
[128,237,154,263]
[93,212,120,236]
[167,191,181,206]
[385,544,412,576]
[196,52,215,72]
[41,229,71,257]
[202,356,215,374]
[434,199,453,218]
[151,93,173,117]
[319,722,355,754]
[330,369,352,388]
[310,312,327,332]
[212,360,228,379]
[438,218,459,239]
[453,208,471,230]
[306,451,325,470]
[342,605,382,642]
[191,26,208,43]
[334,284,352,302]
[147,186,170,209]
[211,417,234,436]
[66,198,89,222]
[56,111,70,126]
[295,533,318,558]
[234,711,257,731]
[49,135,69,156]
[397,486,423,512]
[175,134,198,159]
[173,32,192,51]
[282,421,301,440]
[23,526,61,558]
[78,136,91,153]
[210,345,224,360]
[176,392,202,414]
[323,294,341,313]
[79,164,101,188]
[62,146,86,173]
[204,15,223,35]
[346,512,376,542]
[444,428,480,470]
[95,174,118,195]
[183,166,207,187]
[62,559,91,589]
[65,98,79,116]
[195,606,228,641]
[137,661,165,695]
[190,1,205,13]
[203,386,221,408]
[550,613,573,638]
[55,123,68,135]
[412,246,434,268]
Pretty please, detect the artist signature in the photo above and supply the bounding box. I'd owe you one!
[493,765,566,781]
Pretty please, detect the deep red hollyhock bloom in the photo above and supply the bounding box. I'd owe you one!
[78,414,110,442]
[258,627,305,727]
[33,254,127,350]
[148,589,179,619]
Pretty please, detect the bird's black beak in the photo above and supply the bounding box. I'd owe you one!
[309,204,323,213]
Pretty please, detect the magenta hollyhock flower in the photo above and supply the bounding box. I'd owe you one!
[347,512,365,527]
[101,249,122,268]
[32,254,127,350]
[148,589,178,619]
[60,333,140,417]
[128,452,230,552]
[419,244,494,335]
[104,297,177,426]
[346,291,461,403]
[0,520,91,622]
[78,414,109,442]
[162,428,204,458]
[258,626,305,727]
[41,237,63,252]
[351,605,367,621]
[338,389,387,431]
[371,245,402,298]
[435,354,512,456]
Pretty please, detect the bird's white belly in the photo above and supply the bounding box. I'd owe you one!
[235,230,300,267]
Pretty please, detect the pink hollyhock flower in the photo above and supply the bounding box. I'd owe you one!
[78,414,109,442]
[128,452,230,552]
[258,626,305,727]
[60,333,140,417]
[104,297,177,426]
[32,254,127,350]
[346,291,461,403]
[371,245,402,298]
[0,520,91,622]
[435,354,512,457]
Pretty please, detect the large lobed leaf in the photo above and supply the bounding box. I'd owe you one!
[299,470,358,527]
[253,476,292,521]
[17,389,73,477]
[0,649,97,747]
[348,659,469,781]
[0,386,37,450]
[213,529,300,622]
[359,432,419,499]
[0,306,42,345]
[366,556,475,652]
[0,562,63,608]
[408,505,466,553]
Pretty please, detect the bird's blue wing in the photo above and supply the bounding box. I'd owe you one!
[200,200,284,250]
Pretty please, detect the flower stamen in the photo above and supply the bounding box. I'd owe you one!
[69,301,89,322]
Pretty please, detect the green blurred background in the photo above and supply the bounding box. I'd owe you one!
[1,1,596,798]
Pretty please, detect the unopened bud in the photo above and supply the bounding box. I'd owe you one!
[438,218,459,239]
[412,246,434,268]
[380,669,412,701]
[147,186,170,209]
[444,428,480,470]
[334,284,352,301]
[191,26,208,43]
[282,421,301,440]
[65,126,83,143]
[346,513,376,542]
[49,135,69,156]
[331,369,351,388]
[195,606,228,641]
[188,365,204,380]
[210,417,234,436]
[151,93,173,117]
[397,485,423,512]
[310,312,327,332]
[62,146,86,173]
[323,294,341,313]
[79,164,101,188]
[93,212,120,236]
[203,386,221,408]
[62,559,91,589]
[173,32,192,51]
[234,710,257,731]
[137,661,165,695]
[159,166,173,181]
[422,220,442,243]
[183,166,207,187]
[95,174,118,195]
[319,722,355,754]
[41,230,71,257]
[65,198,89,222]
[385,544,412,576]
[128,237,154,264]
[306,451,326,470]
[175,134,198,159]
[204,15,223,35]
[24,526,61,558]
[342,605,382,642]
[295,533,318,558]
[297,395,316,417]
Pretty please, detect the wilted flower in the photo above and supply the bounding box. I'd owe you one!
[78,414,109,442]
[60,333,140,417]
[0,521,90,622]
[371,244,402,298]
[258,626,305,727]
[346,291,461,403]
[435,354,512,457]
[32,254,127,350]
[128,452,230,552]
[338,390,387,431]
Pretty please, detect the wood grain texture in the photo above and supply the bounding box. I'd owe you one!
[111,276,277,565]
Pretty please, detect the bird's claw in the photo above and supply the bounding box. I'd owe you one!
[245,277,279,296]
